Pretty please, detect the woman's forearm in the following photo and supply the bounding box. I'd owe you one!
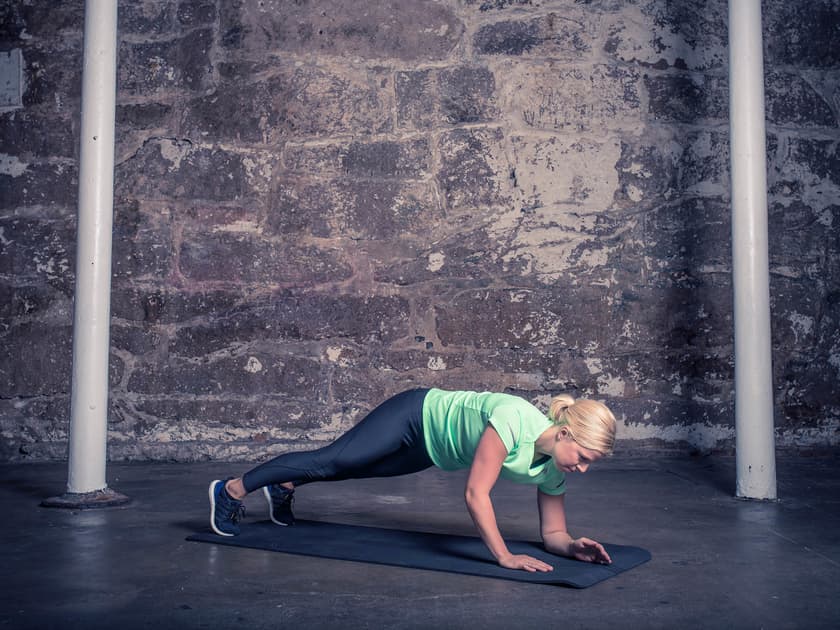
[465,489,511,561]
[542,531,575,557]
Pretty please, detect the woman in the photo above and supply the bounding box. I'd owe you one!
[209,387,616,572]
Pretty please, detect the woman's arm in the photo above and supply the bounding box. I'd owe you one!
[466,427,553,572]
[537,490,612,564]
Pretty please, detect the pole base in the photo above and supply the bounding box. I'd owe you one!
[41,488,131,509]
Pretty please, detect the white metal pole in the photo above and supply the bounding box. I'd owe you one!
[729,0,777,500]
[67,0,119,494]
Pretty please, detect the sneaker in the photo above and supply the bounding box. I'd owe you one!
[208,479,246,536]
[263,484,295,526]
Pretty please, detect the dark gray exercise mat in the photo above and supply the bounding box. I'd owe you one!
[187,520,650,588]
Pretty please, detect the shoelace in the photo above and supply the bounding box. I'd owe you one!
[272,487,294,506]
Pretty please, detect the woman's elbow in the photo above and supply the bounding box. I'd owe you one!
[464,485,489,506]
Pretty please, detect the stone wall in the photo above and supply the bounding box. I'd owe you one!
[1,0,838,461]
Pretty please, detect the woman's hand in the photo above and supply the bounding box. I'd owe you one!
[498,553,554,573]
[569,537,612,564]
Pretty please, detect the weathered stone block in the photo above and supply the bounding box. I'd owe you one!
[615,138,680,205]
[435,287,614,351]
[115,103,174,155]
[0,2,82,40]
[219,0,463,61]
[107,397,331,459]
[509,134,621,212]
[638,197,731,277]
[498,212,624,284]
[0,216,75,287]
[111,323,162,357]
[471,347,589,387]
[645,73,727,123]
[118,1,176,35]
[0,323,72,397]
[375,348,467,374]
[395,65,499,129]
[179,230,353,284]
[773,137,840,190]
[438,66,500,125]
[768,201,832,275]
[120,397,323,436]
[328,345,416,407]
[371,230,504,286]
[620,349,734,403]
[171,293,411,356]
[111,201,172,280]
[268,179,441,240]
[764,0,840,68]
[395,70,437,129]
[181,204,262,228]
[181,66,392,143]
[506,63,641,132]
[21,44,82,107]
[283,138,431,179]
[110,287,245,324]
[0,160,77,211]
[116,139,273,202]
[267,181,331,237]
[473,18,540,56]
[765,71,836,128]
[613,395,735,449]
[673,131,730,195]
[474,11,597,57]
[177,0,217,27]
[330,373,394,410]
[0,395,70,460]
[0,111,76,158]
[615,130,730,206]
[769,276,822,354]
[438,127,511,210]
[603,1,727,71]
[118,28,213,95]
[778,357,840,429]
[462,0,533,11]
[126,353,325,400]
[0,281,71,320]
[611,281,733,352]
[815,286,840,357]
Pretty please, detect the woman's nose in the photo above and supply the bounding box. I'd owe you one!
[577,463,589,473]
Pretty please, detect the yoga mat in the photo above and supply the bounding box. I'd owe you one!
[187,520,650,588]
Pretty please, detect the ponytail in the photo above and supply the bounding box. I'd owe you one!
[548,394,616,455]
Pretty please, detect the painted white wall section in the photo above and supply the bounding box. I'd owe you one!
[728,0,777,500]
[67,0,118,494]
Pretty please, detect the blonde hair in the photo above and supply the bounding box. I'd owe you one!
[548,394,616,455]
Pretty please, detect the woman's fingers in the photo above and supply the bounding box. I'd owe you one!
[501,553,554,572]
[574,537,612,564]
[523,557,553,572]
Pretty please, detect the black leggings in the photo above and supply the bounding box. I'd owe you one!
[242,388,434,493]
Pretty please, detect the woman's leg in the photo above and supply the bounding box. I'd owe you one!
[239,388,432,494]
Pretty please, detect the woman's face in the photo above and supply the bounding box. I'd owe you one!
[551,429,602,473]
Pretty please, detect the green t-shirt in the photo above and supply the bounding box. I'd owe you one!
[422,389,567,495]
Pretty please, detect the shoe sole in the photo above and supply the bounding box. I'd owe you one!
[209,479,235,537]
[263,486,290,526]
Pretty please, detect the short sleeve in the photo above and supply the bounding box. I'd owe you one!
[487,407,521,453]
[538,474,567,495]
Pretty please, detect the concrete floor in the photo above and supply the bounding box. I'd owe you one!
[2,454,839,629]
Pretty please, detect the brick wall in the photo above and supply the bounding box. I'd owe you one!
[1,0,838,460]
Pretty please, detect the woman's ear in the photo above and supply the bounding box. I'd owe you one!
[556,426,571,441]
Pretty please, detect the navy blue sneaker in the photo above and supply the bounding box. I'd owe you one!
[208,479,246,536]
[263,484,295,526]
